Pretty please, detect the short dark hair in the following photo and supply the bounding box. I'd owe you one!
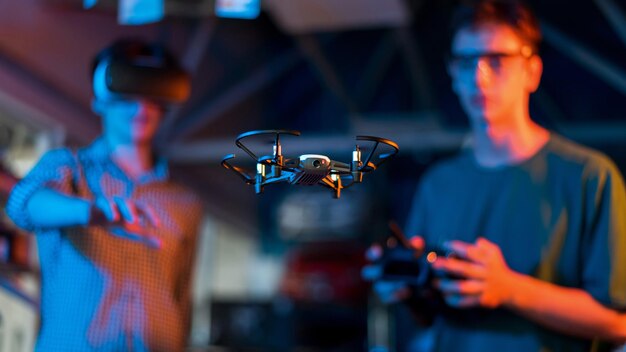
[90,39,181,78]
[450,0,542,53]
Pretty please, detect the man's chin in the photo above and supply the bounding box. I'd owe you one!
[468,109,503,127]
[469,112,490,126]
[131,133,156,144]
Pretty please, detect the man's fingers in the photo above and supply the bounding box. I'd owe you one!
[432,257,486,279]
[434,278,485,295]
[443,292,480,308]
[93,197,119,223]
[444,240,490,263]
[111,228,162,249]
[136,202,161,228]
[111,227,145,242]
[444,240,474,260]
[409,236,425,252]
[365,244,383,261]
[114,197,137,224]
[91,197,162,249]
[361,264,383,281]
[373,281,411,303]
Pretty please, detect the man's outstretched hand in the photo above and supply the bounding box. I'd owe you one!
[89,196,162,248]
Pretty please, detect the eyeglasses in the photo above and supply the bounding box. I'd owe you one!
[447,46,534,76]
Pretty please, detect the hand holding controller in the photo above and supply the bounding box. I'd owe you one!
[362,221,451,300]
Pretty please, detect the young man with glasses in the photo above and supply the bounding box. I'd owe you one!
[366,0,626,350]
[7,40,203,351]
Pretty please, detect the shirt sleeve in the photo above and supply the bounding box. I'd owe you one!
[6,148,77,232]
[580,157,626,308]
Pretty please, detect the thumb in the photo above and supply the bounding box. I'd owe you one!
[409,236,425,252]
[94,196,119,223]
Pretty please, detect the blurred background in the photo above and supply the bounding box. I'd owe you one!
[0,0,625,351]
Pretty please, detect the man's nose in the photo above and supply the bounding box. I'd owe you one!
[472,58,494,87]
[136,100,162,115]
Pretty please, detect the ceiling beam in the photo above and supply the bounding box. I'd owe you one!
[157,18,216,148]
[356,31,398,110]
[394,26,435,110]
[165,121,626,163]
[295,34,361,123]
[594,0,626,46]
[0,48,98,144]
[542,21,626,96]
[169,48,301,142]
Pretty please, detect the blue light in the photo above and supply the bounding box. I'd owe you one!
[215,0,261,20]
[118,0,165,25]
[83,0,165,25]
[83,0,97,9]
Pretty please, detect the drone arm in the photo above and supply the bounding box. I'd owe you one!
[221,155,255,184]
[263,174,292,185]
[318,175,342,198]
[235,139,259,161]
[329,160,351,173]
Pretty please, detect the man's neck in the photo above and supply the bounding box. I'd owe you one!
[107,141,155,180]
[471,117,550,168]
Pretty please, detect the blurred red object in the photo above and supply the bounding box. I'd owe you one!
[279,241,369,304]
[0,165,18,196]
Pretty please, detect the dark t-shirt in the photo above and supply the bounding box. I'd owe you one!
[405,134,626,352]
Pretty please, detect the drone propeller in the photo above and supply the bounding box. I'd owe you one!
[221,154,254,184]
[235,129,300,163]
[221,130,399,198]
[355,135,399,172]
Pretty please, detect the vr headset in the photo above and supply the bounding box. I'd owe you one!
[95,53,191,104]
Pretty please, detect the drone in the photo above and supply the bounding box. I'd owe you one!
[221,129,399,198]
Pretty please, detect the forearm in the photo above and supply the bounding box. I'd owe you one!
[26,188,92,229]
[505,271,626,343]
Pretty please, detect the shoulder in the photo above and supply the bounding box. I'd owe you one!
[24,147,78,177]
[37,147,76,165]
[546,135,622,179]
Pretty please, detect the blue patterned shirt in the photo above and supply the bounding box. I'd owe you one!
[7,138,203,351]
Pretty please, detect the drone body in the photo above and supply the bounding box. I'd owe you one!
[221,130,399,198]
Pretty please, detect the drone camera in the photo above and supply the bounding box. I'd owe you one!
[289,154,331,185]
[299,154,330,171]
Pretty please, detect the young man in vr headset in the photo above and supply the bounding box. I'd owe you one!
[7,39,203,351]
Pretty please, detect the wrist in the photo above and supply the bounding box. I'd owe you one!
[501,270,528,309]
[74,199,92,226]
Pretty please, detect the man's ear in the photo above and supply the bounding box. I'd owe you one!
[526,55,543,93]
